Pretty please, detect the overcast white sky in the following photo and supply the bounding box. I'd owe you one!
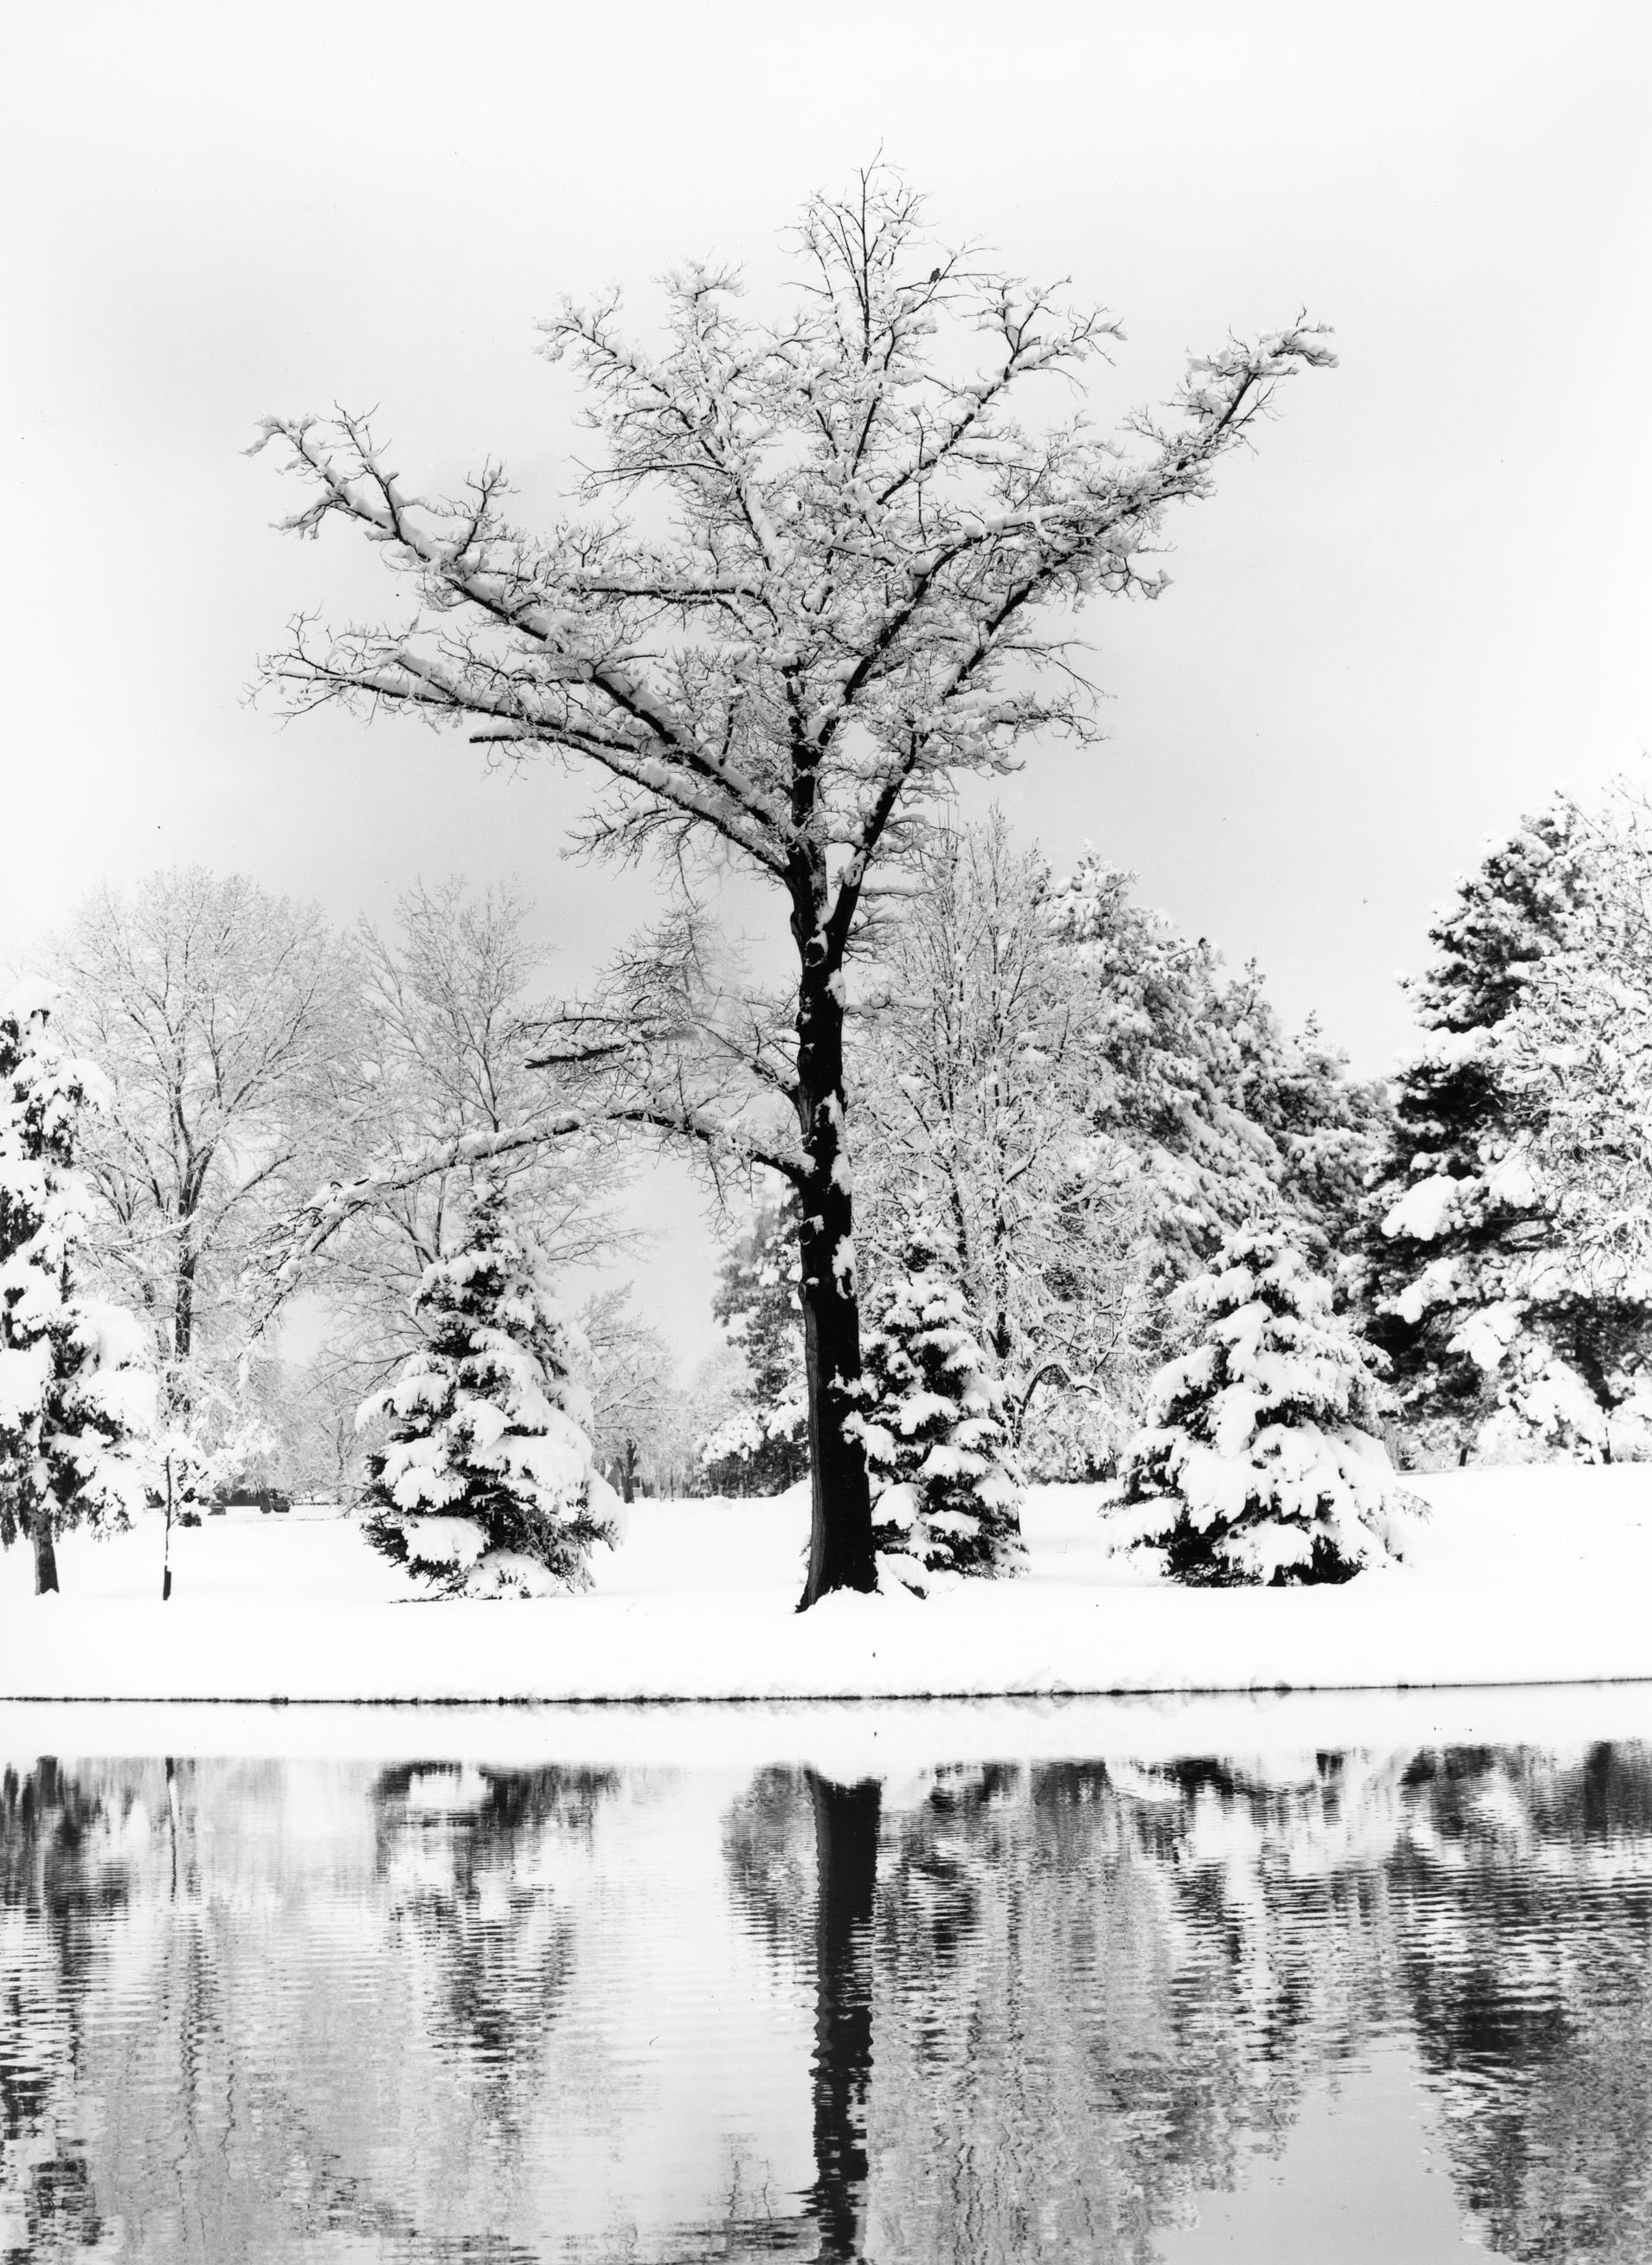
[3,0,1649,1360]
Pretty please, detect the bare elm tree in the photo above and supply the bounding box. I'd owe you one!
[252,166,1333,1606]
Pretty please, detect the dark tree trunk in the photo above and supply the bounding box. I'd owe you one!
[174,1244,198,1364]
[807,1770,881,2261]
[1568,1329,1618,1462]
[32,1507,61,1596]
[620,1440,639,1504]
[794,943,876,1610]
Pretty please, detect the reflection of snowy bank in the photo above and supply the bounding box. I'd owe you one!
[4,1464,1652,1702]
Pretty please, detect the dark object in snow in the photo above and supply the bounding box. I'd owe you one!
[218,1485,292,1516]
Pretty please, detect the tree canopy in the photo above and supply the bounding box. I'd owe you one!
[254,164,1333,1603]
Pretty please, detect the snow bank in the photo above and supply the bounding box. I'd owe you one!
[2,1470,1651,1705]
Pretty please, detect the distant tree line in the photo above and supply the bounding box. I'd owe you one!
[10,768,1652,1595]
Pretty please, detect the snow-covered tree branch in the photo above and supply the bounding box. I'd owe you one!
[252,163,1333,1604]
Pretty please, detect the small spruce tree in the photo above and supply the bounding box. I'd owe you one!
[357,1181,616,1595]
[850,1232,1025,1594]
[0,1001,155,1593]
[1119,1220,1424,1586]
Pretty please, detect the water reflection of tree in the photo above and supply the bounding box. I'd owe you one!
[10,1740,1652,2263]
[723,1741,1652,2265]
[1393,1742,1652,2263]
[1,1757,141,2261]
[3,1754,620,2262]
[720,1765,881,2261]
[370,1761,614,2094]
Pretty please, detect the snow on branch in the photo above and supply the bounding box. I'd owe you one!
[252,171,1332,978]
[254,1110,592,1316]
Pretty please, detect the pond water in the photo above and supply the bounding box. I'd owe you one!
[3,1715,1652,2262]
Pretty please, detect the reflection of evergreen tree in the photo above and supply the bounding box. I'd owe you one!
[10,1741,1652,2262]
[1,1759,133,2262]
[370,1764,617,2094]
[866,1755,1365,2262]
[1392,1743,1652,2263]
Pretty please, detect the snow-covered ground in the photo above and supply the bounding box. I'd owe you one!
[3,1469,1652,1705]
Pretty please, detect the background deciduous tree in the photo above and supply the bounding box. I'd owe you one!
[582,1285,693,1501]
[48,868,359,1483]
[310,878,633,1400]
[853,819,1148,1471]
[855,821,1389,1475]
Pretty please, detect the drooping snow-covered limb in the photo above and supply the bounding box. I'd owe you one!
[253,165,1333,1600]
[524,915,809,1193]
[262,1112,592,1299]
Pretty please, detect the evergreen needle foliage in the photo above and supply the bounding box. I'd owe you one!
[697,1193,809,1496]
[0,1001,155,1592]
[852,1232,1025,1593]
[358,1181,615,1595]
[1120,1222,1423,1586]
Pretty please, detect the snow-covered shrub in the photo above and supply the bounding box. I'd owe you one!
[849,1233,1025,1594]
[357,1181,617,1595]
[0,999,156,1589]
[1118,1222,1424,1586]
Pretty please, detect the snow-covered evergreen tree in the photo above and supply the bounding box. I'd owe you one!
[696,1192,809,1496]
[849,1232,1025,1593]
[357,1181,617,1594]
[1119,1222,1424,1586]
[0,1000,154,1593]
[1365,798,1652,1462]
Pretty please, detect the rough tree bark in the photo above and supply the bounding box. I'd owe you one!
[31,1509,60,1597]
[794,909,876,1604]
